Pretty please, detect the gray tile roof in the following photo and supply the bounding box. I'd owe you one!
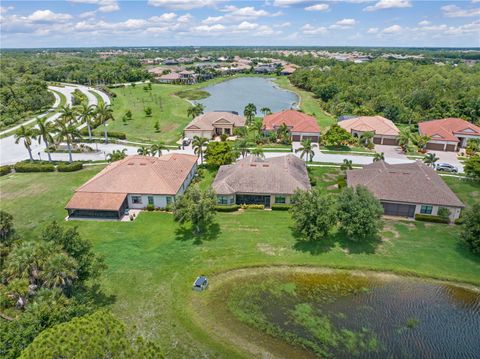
[213,155,311,195]
[346,161,464,208]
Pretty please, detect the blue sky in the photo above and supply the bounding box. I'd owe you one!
[1,1,479,48]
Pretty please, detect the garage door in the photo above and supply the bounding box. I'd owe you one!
[302,135,319,142]
[292,135,301,141]
[382,138,399,146]
[382,202,416,218]
[426,142,445,151]
[446,144,456,152]
[373,137,382,144]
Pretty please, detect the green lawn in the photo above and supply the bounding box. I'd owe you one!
[443,177,479,208]
[274,77,335,129]
[1,169,479,358]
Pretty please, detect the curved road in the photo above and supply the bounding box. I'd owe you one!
[0,84,111,165]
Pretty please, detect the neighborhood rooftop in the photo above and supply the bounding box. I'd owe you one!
[418,118,480,142]
[212,154,311,196]
[185,111,246,132]
[347,160,464,208]
[338,116,399,136]
[263,109,321,133]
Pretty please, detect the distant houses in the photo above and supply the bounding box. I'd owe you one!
[263,110,321,142]
[338,116,400,145]
[419,118,480,152]
[212,155,311,208]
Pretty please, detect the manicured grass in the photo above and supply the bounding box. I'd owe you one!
[1,169,479,357]
[274,77,335,129]
[308,166,343,191]
[89,90,104,106]
[442,177,479,208]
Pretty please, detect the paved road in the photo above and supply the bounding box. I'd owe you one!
[0,84,110,165]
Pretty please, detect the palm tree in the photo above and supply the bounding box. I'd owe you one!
[373,152,385,162]
[150,142,169,157]
[187,103,205,119]
[295,139,317,162]
[95,103,114,144]
[41,253,77,291]
[36,118,55,163]
[359,131,374,147]
[398,127,412,152]
[260,107,271,116]
[58,105,77,125]
[410,133,431,152]
[235,139,250,158]
[244,103,257,125]
[423,152,439,167]
[251,147,265,159]
[14,126,37,162]
[78,103,96,140]
[106,149,127,162]
[276,123,290,144]
[249,118,264,136]
[340,159,353,170]
[192,136,208,164]
[55,120,82,163]
[137,146,150,156]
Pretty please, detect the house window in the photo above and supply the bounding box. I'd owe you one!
[132,196,142,204]
[420,205,433,214]
[217,196,232,205]
[166,196,173,205]
[275,196,286,204]
[148,196,154,205]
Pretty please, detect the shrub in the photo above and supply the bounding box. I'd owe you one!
[240,204,264,210]
[415,214,449,224]
[14,162,55,173]
[146,204,155,211]
[437,207,451,221]
[271,204,292,211]
[107,131,126,140]
[57,162,83,172]
[215,204,240,212]
[0,165,12,176]
[455,217,464,225]
[337,176,347,189]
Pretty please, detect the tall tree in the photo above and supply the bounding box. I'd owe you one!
[36,117,55,163]
[235,139,250,158]
[173,186,216,235]
[260,107,271,116]
[137,146,150,156]
[243,103,257,125]
[14,126,37,162]
[95,103,114,144]
[187,103,204,119]
[150,142,169,157]
[276,123,290,144]
[423,152,439,167]
[54,120,81,163]
[295,139,317,162]
[192,136,208,164]
[464,155,480,181]
[58,105,77,125]
[78,103,96,141]
[460,203,480,255]
[322,125,353,147]
[204,141,238,167]
[106,149,127,162]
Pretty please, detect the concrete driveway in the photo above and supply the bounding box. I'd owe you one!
[427,150,464,173]
[374,145,409,160]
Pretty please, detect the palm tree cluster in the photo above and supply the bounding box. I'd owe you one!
[187,103,205,119]
[136,142,169,157]
[398,127,431,153]
[14,102,115,163]
[295,139,317,162]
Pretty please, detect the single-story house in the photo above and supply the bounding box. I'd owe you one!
[263,110,321,142]
[65,154,198,220]
[212,154,311,208]
[418,118,480,151]
[338,116,400,145]
[346,160,464,222]
[157,72,181,84]
[184,111,246,139]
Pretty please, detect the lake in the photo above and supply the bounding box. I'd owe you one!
[196,268,480,359]
[195,77,299,114]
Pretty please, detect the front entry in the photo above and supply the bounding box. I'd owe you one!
[236,194,271,208]
[382,202,416,218]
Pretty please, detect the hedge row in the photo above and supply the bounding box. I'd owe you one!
[415,214,449,224]
[14,162,55,173]
[215,205,240,212]
[57,162,84,172]
[271,204,292,211]
[79,129,127,140]
[240,204,265,210]
[0,165,12,176]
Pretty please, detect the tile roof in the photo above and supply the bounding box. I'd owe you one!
[263,110,320,134]
[418,118,480,142]
[338,116,399,136]
[158,72,181,80]
[212,154,311,195]
[66,192,127,211]
[346,161,464,208]
[185,111,246,132]
[65,154,198,211]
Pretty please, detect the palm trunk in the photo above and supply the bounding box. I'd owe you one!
[67,141,73,163]
[87,123,92,141]
[200,151,203,164]
[27,146,34,162]
[44,138,52,162]
[104,124,108,144]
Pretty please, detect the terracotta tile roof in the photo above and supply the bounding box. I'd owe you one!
[71,153,197,197]
[66,192,127,211]
[263,110,320,134]
[158,72,181,80]
[212,154,311,195]
[185,111,246,132]
[338,116,399,136]
[418,118,480,142]
[346,161,464,208]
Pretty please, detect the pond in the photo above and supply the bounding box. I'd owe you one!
[195,77,299,114]
[195,268,480,359]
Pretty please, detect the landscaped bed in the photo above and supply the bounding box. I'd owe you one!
[1,168,479,358]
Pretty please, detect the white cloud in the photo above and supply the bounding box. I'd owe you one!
[418,20,430,26]
[200,5,279,24]
[330,18,357,29]
[27,10,72,22]
[147,0,218,10]
[444,20,480,35]
[192,24,225,32]
[150,13,178,22]
[177,14,193,23]
[305,4,330,12]
[202,16,224,24]
[382,24,402,33]
[79,11,96,18]
[274,22,291,28]
[364,0,411,12]
[69,0,119,13]
[237,21,259,30]
[272,0,309,7]
[301,23,328,35]
[367,27,379,33]
[441,5,480,18]
[0,6,14,14]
